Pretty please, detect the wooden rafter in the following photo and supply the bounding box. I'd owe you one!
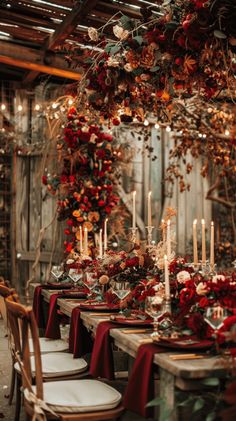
[22,0,98,85]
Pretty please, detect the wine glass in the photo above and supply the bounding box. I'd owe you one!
[68,269,82,288]
[51,265,64,282]
[112,282,130,315]
[83,272,98,298]
[145,294,165,338]
[204,304,228,335]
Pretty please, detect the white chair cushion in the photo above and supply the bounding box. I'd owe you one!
[31,379,122,413]
[15,353,87,377]
[29,338,68,354]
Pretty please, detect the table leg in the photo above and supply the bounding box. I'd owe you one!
[159,368,177,421]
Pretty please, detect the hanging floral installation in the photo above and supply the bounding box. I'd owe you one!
[42,106,120,255]
[68,0,236,122]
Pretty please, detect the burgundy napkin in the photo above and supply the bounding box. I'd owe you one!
[123,343,165,418]
[89,321,123,380]
[45,291,87,339]
[33,284,70,329]
[69,306,93,358]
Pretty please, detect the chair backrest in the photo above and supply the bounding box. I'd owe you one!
[0,283,18,329]
[5,297,43,400]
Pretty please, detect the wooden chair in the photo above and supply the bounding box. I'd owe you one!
[0,285,88,421]
[5,298,124,421]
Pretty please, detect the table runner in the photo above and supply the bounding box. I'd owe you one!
[69,306,93,358]
[89,321,123,380]
[45,291,87,339]
[33,284,71,329]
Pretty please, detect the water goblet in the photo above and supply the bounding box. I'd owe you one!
[83,272,98,298]
[51,265,64,282]
[145,294,165,338]
[112,282,130,315]
[204,304,228,335]
[68,269,82,288]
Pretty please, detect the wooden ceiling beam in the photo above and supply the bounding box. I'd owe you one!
[22,0,97,85]
[0,40,82,81]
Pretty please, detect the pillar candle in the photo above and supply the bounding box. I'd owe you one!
[84,227,88,256]
[147,191,152,226]
[201,219,206,264]
[132,191,136,228]
[104,218,108,251]
[166,219,171,260]
[162,219,166,242]
[193,219,198,265]
[164,255,170,299]
[99,228,103,258]
[79,226,83,254]
[210,221,214,268]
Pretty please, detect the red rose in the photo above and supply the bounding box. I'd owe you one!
[60,175,68,183]
[42,175,47,185]
[105,206,112,214]
[69,175,76,183]
[98,200,105,207]
[64,228,71,236]
[179,287,196,306]
[125,256,139,268]
[112,118,120,126]
[66,219,74,226]
[198,296,209,308]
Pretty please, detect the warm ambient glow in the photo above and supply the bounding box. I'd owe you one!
[166,126,171,132]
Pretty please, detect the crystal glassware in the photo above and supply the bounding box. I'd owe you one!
[145,294,165,338]
[51,265,64,282]
[83,272,98,298]
[204,304,228,334]
[112,282,130,315]
[68,269,82,288]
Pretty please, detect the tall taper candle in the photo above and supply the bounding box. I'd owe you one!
[147,191,152,226]
[164,255,170,299]
[99,228,103,258]
[210,221,214,268]
[84,227,88,256]
[193,219,198,265]
[166,219,171,260]
[162,219,166,242]
[132,191,136,228]
[79,226,83,254]
[201,219,206,264]
[104,218,108,251]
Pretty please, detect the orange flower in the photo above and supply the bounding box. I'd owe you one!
[83,221,93,232]
[88,211,100,222]
[140,45,156,68]
[161,91,170,102]
[72,210,81,218]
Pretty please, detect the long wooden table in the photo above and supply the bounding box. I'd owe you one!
[33,285,229,421]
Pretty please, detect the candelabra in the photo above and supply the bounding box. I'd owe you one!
[129,227,138,244]
[146,225,154,248]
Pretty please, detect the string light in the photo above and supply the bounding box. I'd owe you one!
[52,102,58,109]
[202,134,206,139]
[144,119,149,126]
[225,129,230,136]
[68,98,74,106]
[198,133,203,138]
[35,104,40,111]
[154,123,160,129]
[17,105,23,112]
[1,104,6,111]
[166,125,171,132]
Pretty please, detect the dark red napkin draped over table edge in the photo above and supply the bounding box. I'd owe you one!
[89,321,124,380]
[33,284,71,329]
[45,291,87,339]
[69,306,93,358]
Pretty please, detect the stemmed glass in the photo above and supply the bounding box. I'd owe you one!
[68,269,82,288]
[112,282,130,315]
[145,294,165,338]
[204,304,228,336]
[51,265,64,282]
[83,272,98,298]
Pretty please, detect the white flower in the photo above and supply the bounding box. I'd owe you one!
[124,63,133,72]
[107,57,120,67]
[196,282,208,296]
[113,25,129,40]
[177,271,191,284]
[212,275,225,283]
[89,133,97,143]
[88,27,99,42]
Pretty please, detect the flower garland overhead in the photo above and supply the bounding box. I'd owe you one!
[74,0,236,121]
[42,107,119,254]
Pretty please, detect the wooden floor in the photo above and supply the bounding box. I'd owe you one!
[0,319,147,421]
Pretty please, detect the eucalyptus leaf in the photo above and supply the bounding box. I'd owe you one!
[206,412,216,421]
[146,396,164,407]
[214,30,227,39]
[201,378,220,386]
[193,398,205,412]
[133,35,143,46]
[150,66,160,72]
[110,45,121,55]
[120,15,134,30]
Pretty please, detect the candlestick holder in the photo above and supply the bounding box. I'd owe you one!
[200,260,210,276]
[146,225,154,248]
[160,297,172,330]
[129,227,138,244]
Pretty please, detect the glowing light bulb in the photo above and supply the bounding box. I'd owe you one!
[179,130,183,135]
[225,129,230,136]
[155,123,160,129]
[144,119,149,126]
[68,98,73,105]
[1,104,6,111]
[35,104,40,111]
[52,102,58,109]
[202,134,206,138]
[17,105,23,112]
[198,133,203,138]
[166,125,171,132]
